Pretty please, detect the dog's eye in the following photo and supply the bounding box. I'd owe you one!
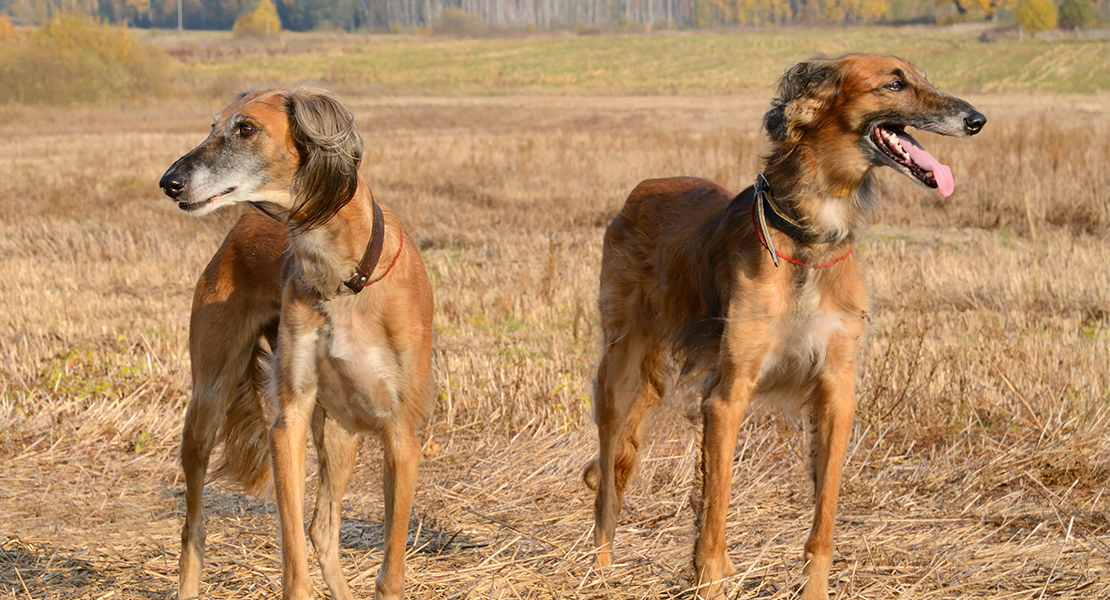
[885,80,906,92]
[237,123,256,138]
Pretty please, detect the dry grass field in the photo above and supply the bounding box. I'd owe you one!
[1,39,1109,599]
[141,28,1110,97]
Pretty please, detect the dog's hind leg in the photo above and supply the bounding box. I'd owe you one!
[180,214,286,600]
[178,387,222,600]
[376,420,422,600]
[801,365,857,600]
[180,337,273,600]
[179,333,267,600]
[180,277,275,598]
[589,331,660,568]
[624,344,664,489]
[309,405,359,600]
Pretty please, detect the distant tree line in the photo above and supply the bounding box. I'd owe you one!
[0,0,1103,31]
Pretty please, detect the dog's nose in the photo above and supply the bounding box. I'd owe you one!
[160,171,185,198]
[964,111,986,135]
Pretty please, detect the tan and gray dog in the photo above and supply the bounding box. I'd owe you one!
[583,54,985,599]
[160,85,433,600]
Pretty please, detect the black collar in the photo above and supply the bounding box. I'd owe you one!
[342,200,386,294]
[751,174,837,267]
[250,201,284,223]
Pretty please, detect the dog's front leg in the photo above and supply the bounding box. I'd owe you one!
[801,339,859,600]
[376,421,422,600]
[270,299,324,600]
[693,359,758,599]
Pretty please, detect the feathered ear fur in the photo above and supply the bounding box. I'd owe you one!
[286,84,363,231]
[762,57,842,145]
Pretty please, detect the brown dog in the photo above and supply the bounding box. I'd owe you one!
[584,54,985,599]
[159,86,434,600]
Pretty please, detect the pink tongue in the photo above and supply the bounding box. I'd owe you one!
[899,134,955,197]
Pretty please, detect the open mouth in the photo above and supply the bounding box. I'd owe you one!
[178,187,236,212]
[872,126,954,197]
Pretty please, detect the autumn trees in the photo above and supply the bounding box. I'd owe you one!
[0,0,1103,33]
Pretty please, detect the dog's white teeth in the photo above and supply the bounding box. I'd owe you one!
[881,129,903,150]
[879,129,911,159]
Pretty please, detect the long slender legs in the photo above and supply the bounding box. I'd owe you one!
[591,333,661,567]
[692,376,754,599]
[178,397,220,600]
[800,375,856,600]
[309,406,359,600]
[375,423,421,600]
[270,391,315,600]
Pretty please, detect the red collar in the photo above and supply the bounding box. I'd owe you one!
[750,202,852,269]
[360,229,403,289]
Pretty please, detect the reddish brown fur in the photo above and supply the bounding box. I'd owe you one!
[584,55,984,599]
[164,87,434,600]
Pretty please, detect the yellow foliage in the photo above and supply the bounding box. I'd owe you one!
[978,0,1018,15]
[1015,0,1058,30]
[817,0,891,23]
[0,12,169,104]
[233,0,282,39]
[0,13,17,41]
[735,0,791,26]
[935,0,1016,20]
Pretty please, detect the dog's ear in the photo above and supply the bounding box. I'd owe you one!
[763,57,841,144]
[286,84,363,231]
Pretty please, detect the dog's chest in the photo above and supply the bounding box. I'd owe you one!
[311,307,402,431]
[754,277,855,402]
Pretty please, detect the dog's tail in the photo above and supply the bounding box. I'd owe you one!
[211,339,275,499]
[583,459,600,490]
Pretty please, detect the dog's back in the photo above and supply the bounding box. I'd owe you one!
[600,176,758,373]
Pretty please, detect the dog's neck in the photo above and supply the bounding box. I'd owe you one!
[290,179,383,297]
[762,146,876,244]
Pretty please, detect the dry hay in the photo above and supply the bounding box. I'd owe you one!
[1,94,1107,599]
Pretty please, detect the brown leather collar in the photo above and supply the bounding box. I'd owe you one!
[250,201,392,294]
[343,200,387,294]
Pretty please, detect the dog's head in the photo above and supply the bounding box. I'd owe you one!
[159,85,362,229]
[763,54,985,197]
